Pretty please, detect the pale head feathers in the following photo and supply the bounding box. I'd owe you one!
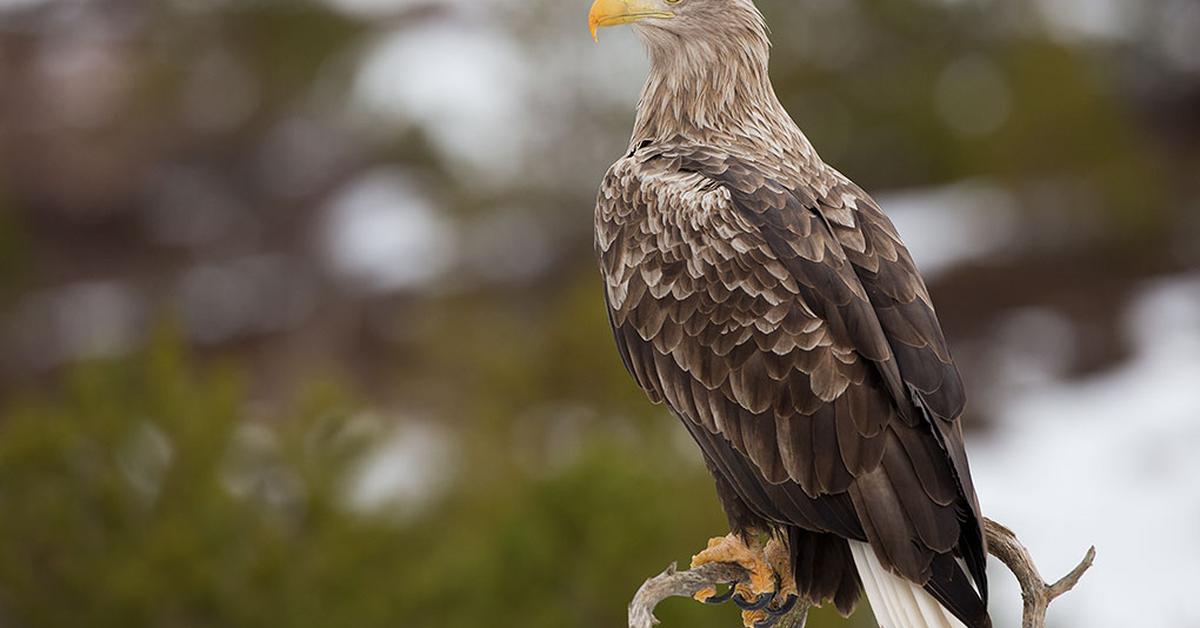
[629,0,812,157]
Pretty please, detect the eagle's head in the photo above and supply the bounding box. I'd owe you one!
[588,0,780,142]
[588,0,767,46]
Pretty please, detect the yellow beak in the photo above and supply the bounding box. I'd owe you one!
[588,0,674,42]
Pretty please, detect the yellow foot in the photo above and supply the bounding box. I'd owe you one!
[693,585,719,603]
[742,608,768,627]
[764,536,798,600]
[689,534,803,627]
[689,533,775,605]
[738,537,801,627]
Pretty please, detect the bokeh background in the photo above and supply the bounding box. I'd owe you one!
[1,0,1198,626]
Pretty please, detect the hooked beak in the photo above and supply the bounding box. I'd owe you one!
[588,0,674,42]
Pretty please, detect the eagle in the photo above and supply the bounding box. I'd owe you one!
[588,2,990,628]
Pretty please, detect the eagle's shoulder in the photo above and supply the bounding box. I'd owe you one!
[596,144,734,226]
[686,154,966,423]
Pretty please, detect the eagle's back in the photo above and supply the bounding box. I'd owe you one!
[594,141,989,626]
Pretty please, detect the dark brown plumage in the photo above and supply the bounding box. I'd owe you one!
[591,1,989,627]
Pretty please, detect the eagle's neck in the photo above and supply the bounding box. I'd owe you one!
[632,29,811,156]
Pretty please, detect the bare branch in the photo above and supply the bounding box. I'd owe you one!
[628,561,813,628]
[628,518,1094,628]
[983,518,1096,628]
[773,602,810,628]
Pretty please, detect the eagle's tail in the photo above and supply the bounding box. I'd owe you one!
[849,542,966,628]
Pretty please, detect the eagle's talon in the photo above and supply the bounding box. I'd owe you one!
[746,593,800,628]
[701,583,738,605]
[766,593,798,616]
[732,591,774,611]
[690,533,789,626]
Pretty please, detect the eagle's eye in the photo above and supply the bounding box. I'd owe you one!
[665,0,681,4]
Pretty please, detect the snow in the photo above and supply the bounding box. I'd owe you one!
[0,0,51,11]
[970,275,1200,627]
[877,180,1021,280]
[348,420,454,515]
[1032,0,1135,42]
[351,20,530,180]
[321,169,455,293]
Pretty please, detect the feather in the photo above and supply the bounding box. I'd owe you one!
[852,542,970,628]
[595,105,989,628]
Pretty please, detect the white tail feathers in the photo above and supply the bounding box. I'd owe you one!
[850,542,966,628]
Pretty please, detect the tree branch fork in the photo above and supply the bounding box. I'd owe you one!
[629,518,1094,628]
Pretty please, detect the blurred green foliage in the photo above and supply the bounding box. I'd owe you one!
[0,331,872,627]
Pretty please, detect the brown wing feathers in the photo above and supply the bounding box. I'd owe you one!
[596,147,987,626]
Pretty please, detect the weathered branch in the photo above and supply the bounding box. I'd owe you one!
[629,517,1094,628]
[628,561,811,628]
[983,518,1096,628]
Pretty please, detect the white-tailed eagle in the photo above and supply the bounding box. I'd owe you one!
[590,2,989,627]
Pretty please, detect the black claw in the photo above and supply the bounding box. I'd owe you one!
[732,591,774,611]
[751,594,800,628]
[767,594,799,617]
[702,583,738,605]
